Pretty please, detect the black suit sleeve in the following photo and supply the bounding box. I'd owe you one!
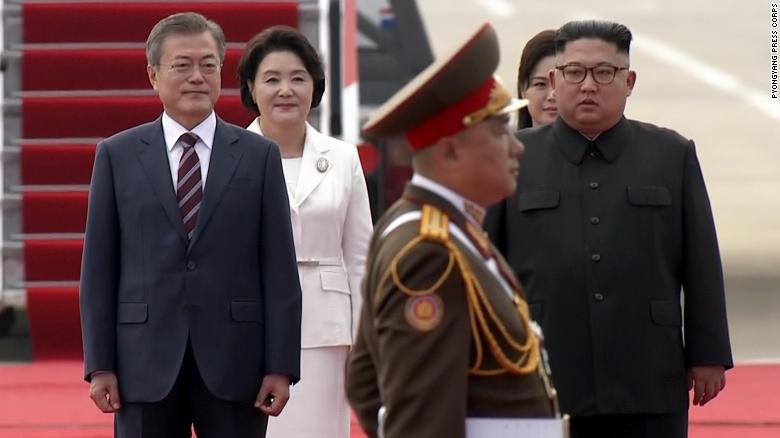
[258,142,303,383]
[485,199,508,256]
[79,141,121,380]
[680,141,733,369]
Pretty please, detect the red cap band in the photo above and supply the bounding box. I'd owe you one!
[405,76,497,150]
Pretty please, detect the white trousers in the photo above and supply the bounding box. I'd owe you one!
[266,346,351,438]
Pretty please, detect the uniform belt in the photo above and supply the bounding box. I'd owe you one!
[465,417,569,438]
[296,258,342,266]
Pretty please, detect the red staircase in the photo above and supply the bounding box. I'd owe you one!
[4,1,299,360]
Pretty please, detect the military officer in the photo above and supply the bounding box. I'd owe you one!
[346,23,561,438]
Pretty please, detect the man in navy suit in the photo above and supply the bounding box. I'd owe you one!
[79,12,302,437]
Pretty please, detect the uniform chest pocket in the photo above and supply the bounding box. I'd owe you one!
[627,186,671,207]
[516,190,560,212]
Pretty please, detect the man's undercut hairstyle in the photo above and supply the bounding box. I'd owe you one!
[555,20,633,55]
[146,12,226,66]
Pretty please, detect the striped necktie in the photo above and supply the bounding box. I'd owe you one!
[176,133,201,239]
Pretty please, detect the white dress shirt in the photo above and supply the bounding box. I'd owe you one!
[281,157,303,196]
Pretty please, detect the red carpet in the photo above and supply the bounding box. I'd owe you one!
[26,288,82,361]
[23,48,245,90]
[0,362,776,437]
[22,2,297,43]
[0,362,111,438]
[0,361,369,438]
[21,144,96,185]
[22,95,255,139]
[22,192,88,234]
[23,240,83,282]
[689,363,780,438]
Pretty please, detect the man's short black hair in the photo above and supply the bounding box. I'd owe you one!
[555,20,633,55]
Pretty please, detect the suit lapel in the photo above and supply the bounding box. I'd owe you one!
[292,124,331,208]
[136,118,188,246]
[189,118,242,250]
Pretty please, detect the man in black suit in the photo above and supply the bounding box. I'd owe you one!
[486,20,732,438]
[79,12,302,437]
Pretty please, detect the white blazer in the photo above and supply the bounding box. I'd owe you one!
[247,119,373,348]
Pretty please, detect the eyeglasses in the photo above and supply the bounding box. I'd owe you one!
[555,64,629,85]
[157,61,222,76]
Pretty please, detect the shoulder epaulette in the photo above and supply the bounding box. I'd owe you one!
[419,204,449,243]
[377,205,455,298]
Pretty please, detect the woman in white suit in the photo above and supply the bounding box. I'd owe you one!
[238,26,373,437]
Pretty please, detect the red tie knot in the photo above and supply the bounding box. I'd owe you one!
[179,132,198,149]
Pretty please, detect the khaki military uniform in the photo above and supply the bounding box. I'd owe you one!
[347,184,557,438]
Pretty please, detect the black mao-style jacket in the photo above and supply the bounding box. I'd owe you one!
[485,117,733,415]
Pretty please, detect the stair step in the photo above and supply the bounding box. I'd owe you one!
[10,184,90,192]
[22,192,88,234]
[23,239,83,282]
[26,286,82,360]
[11,233,85,240]
[22,2,298,44]
[21,95,255,139]
[21,144,96,185]
[21,47,244,91]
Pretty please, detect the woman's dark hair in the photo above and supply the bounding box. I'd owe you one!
[237,25,326,114]
[516,30,556,129]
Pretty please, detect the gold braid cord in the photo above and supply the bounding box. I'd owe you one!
[447,239,541,376]
[380,204,540,375]
[380,205,456,298]
[387,235,455,297]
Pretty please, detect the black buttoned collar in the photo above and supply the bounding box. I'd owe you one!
[552,116,631,165]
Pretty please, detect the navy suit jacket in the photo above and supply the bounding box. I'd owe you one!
[80,116,302,403]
